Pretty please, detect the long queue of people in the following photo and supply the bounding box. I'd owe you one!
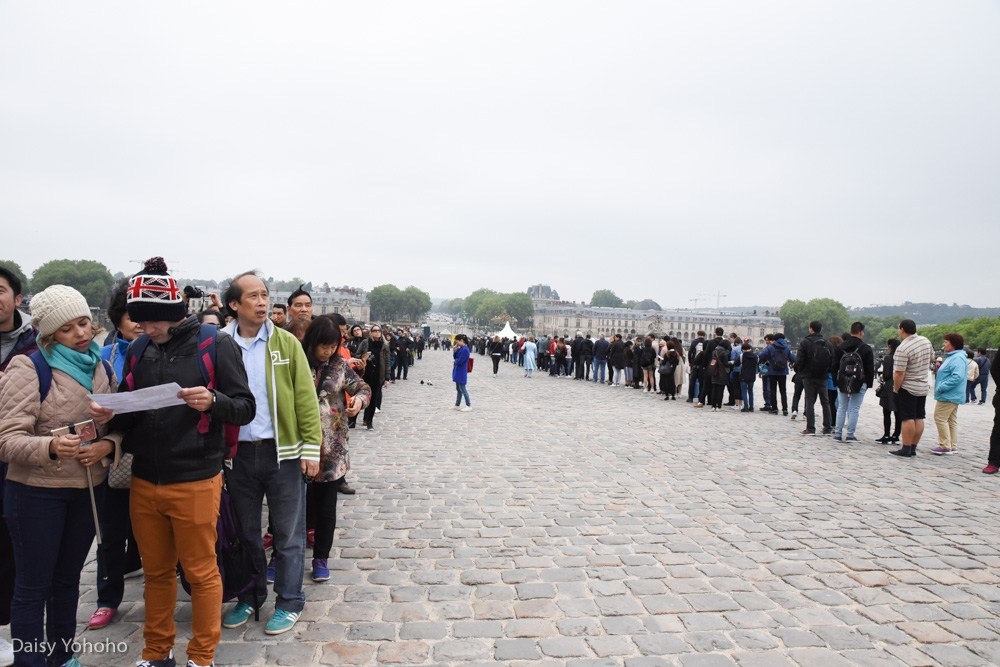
[474,319,998,469]
[0,259,427,667]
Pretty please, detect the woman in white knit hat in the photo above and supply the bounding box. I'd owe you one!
[0,284,122,667]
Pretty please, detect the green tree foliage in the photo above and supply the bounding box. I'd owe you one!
[368,284,403,321]
[460,289,534,325]
[634,299,662,311]
[461,289,497,322]
[368,284,432,322]
[779,298,851,342]
[271,277,305,292]
[402,286,432,321]
[917,318,1000,350]
[0,260,28,293]
[591,289,624,308]
[31,259,113,306]
[852,302,1000,325]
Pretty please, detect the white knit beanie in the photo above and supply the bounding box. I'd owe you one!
[30,285,92,337]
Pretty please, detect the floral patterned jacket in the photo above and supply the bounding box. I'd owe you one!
[314,356,371,483]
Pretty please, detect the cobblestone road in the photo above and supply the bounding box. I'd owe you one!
[60,349,1000,665]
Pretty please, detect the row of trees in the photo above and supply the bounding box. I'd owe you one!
[442,289,535,326]
[367,284,432,322]
[1,259,115,306]
[589,289,661,311]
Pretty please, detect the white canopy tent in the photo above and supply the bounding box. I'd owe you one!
[495,322,518,339]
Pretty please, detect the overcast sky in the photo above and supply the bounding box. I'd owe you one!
[2,2,998,309]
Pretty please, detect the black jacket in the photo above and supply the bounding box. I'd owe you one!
[593,338,610,360]
[833,335,875,388]
[609,340,626,369]
[688,337,706,366]
[110,317,255,485]
[796,332,833,380]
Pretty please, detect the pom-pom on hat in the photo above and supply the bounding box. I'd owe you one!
[30,284,92,338]
[126,257,187,323]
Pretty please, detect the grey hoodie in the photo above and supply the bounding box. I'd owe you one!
[0,310,34,367]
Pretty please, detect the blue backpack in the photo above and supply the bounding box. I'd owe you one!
[29,350,113,402]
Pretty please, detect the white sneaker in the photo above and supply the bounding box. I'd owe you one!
[459,406,472,412]
[0,637,12,667]
[452,405,460,411]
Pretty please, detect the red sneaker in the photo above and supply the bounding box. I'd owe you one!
[263,533,273,550]
[983,464,999,475]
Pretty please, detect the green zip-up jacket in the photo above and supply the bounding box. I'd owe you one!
[226,320,321,462]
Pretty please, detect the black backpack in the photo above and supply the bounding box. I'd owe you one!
[641,346,656,366]
[770,345,789,373]
[837,347,865,394]
[808,338,834,376]
[179,470,261,618]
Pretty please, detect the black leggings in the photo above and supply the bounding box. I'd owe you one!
[882,407,901,439]
[363,378,383,426]
[310,477,341,560]
[492,355,501,374]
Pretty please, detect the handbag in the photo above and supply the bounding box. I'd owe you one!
[467,357,474,372]
[108,453,133,489]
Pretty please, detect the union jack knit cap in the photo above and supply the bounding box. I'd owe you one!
[126,257,187,322]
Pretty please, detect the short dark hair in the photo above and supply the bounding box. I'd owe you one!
[271,303,286,314]
[287,284,311,307]
[944,333,964,350]
[329,313,347,328]
[774,333,786,340]
[850,321,864,335]
[764,334,775,342]
[978,348,987,355]
[899,319,917,335]
[223,271,266,318]
[714,327,724,337]
[197,309,223,325]
[697,330,706,338]
[105,277,130,329]
[809,320,822,333]
[887,338,900,354]
[742,343,752,351]
[302,315,342,369]
[0,265,22,296]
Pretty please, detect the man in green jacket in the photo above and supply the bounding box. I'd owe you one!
[220,272,321,636]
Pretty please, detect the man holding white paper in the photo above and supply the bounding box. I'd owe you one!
[89,257,254,667]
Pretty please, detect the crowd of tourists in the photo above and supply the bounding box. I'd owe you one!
[473,320,998,465]
[0,260,430,667]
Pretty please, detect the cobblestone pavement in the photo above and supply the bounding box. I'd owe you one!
[52,350,1000,665]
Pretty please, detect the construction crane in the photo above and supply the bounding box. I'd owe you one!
[697,291,728,310]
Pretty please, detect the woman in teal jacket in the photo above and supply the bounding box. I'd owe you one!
[931,333,968,455]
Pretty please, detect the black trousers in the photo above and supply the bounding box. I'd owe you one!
[363,380,383,426]
[492,355,501,374]
[990,398,1000,465]
[0,488,13,626]
[310,478,341,560]
[710,384,725,408]
[803,378,832,432]
[770,375,788,412]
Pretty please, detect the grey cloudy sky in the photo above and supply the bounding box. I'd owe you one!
[2,2,998,309]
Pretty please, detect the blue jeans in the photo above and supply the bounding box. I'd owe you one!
[835,384,868,438]
[741,380,755,411]
[5,481,98,667]
[96,483,142,609]
[593,359,607,383]
[228,441,306,613]
[761,374,772,408]
[455,383,471,406]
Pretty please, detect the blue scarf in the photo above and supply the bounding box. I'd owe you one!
[39,339,103,391]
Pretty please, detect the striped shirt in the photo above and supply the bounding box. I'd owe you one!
[894,334,934,396]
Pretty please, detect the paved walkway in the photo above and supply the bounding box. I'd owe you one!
[52,350,1000,665]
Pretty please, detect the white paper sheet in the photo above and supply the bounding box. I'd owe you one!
[88,382,186,414]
